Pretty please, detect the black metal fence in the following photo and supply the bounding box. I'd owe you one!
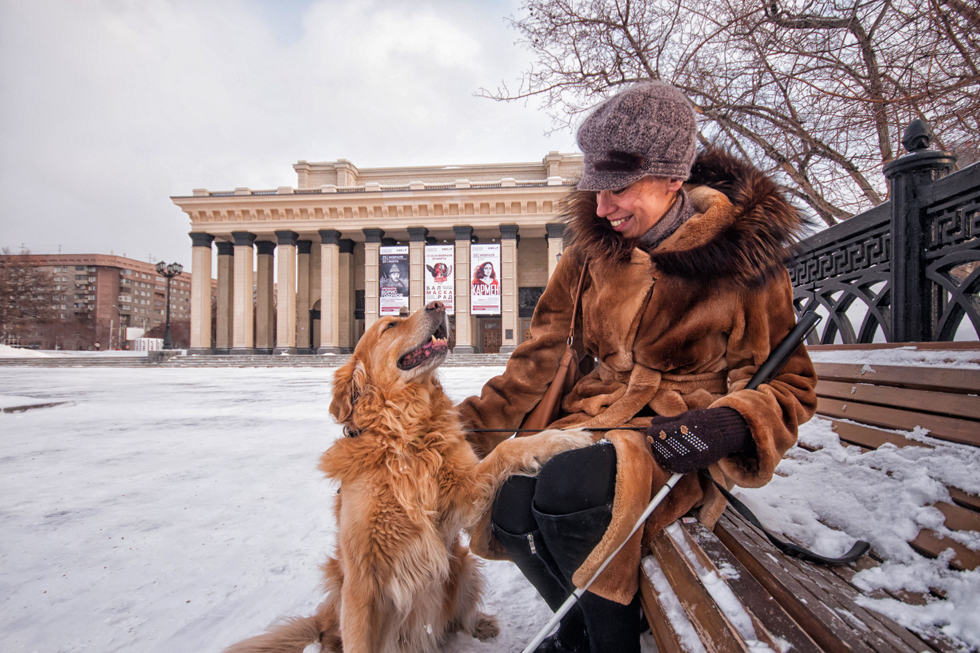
[788,120,980,344]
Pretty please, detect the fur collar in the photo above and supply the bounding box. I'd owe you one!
[564,148,808,286]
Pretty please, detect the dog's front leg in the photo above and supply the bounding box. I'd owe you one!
[474,428,594,495]
[339,576,379,653]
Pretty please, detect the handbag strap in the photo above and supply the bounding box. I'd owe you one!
[699,470,870,566]
[566,257,589,346]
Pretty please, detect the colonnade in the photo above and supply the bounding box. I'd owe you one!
[188,224,566,355]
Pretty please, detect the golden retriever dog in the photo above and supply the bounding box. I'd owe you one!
[224,301,592,653]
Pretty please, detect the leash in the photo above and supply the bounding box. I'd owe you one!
[468,427,646,433]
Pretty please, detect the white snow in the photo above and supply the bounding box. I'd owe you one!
[641,556,707,653]
[1,347,978,651]
[664,523,769,651]
[808,345,980,369]
[0,344,50,358]
[0,345,147,358]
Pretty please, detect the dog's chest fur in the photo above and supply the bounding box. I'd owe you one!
[322,428,479,568]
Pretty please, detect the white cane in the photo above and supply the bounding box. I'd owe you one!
[520,471,682,653]
[520,312,821,653]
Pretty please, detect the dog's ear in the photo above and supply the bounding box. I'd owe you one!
[330,357,366,424]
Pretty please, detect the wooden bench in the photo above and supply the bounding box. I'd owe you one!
[638,343,980,652]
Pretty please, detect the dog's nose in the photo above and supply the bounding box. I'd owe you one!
[426,301,444,312]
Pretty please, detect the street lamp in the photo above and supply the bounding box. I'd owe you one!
[155,261,183,350]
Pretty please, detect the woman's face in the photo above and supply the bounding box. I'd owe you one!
[482,263,493,276]
[595,177,684,240]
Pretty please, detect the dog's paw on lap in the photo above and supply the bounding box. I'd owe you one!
[537,427,595,457]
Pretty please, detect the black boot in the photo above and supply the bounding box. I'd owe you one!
[492,477,590,653]
[534,506,643,653]
[491,525,590,652]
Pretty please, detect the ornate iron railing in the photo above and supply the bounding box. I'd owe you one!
[788,120,979,343]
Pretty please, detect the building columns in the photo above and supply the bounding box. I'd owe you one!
[318,230,342,354]
[546,223,565,280]
[215,241,234,353]
[296,240,312,353]
[273,231,298,355]
[499,225,519,354]
[339,239,355,351]
[453,226,474,354]
[230,231,256,354]
[254,240,276,354]
[408,227,428,312]
[363,228,384,329]
[188,232,214,354]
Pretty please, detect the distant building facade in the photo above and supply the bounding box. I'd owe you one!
[17,254,197,349]
[171,152,584,354]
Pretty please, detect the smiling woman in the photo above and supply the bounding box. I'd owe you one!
[457,81,817,652]
[595,177,684,240]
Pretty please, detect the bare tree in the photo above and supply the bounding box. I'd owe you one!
[481,0,979,225]
[0,248,59,346]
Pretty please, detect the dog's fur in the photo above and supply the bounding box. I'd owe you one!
[224,302,592,653]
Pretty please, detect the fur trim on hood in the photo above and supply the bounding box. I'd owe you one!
[564,148,809,286]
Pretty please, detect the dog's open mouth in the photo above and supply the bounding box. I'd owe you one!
[397,321,449,370]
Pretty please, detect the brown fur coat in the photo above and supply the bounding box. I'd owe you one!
[458,149,818,605]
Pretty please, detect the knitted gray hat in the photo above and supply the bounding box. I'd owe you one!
[577,81,697,190]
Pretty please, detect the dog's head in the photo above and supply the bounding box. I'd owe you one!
[329,301,450,427]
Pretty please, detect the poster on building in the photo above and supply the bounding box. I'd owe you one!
[424,245,455,315]
[379,246,409,316]
[470,243,501,315]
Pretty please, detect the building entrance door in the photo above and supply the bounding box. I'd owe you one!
[480,318,501,354]
[310,306,321,352]
[520,318,533,344]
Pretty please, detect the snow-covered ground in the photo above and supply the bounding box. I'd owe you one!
[0,344,147,358]
[1,358,978,652]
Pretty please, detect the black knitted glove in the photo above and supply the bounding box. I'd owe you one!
[646,407,752,474]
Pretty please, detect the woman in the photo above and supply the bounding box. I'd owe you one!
[473,261,499,287]
[458,82,817,652]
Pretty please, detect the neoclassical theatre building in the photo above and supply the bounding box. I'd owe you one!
[171,152,584,355]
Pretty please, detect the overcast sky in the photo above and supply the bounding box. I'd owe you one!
[0,0,579,269]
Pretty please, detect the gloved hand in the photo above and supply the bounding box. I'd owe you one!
[646,407,751,474]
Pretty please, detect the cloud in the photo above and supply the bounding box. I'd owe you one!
[0,0,576,267]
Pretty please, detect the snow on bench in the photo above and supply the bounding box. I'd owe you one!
[639,343,980,652]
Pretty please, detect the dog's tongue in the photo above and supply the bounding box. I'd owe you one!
[401,340,447,369]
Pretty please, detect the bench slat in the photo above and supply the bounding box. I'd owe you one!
[910,529,980,571]
[828,420,932,450]
[948,487,980,513]
[637,570,688,653]
[714,510,937,652]
[713,512,878,653]
[784,549,948,653]
[668,525,795,653]
[649,529,750,652]
[817,380,980,420]
[817,397,980,447]
[935,502,980,532]
[680,520,823,653]
[812,363,980,394]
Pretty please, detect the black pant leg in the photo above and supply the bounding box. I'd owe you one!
[532,442,643,653]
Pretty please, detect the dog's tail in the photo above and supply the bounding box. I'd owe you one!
[222,599,340,653]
